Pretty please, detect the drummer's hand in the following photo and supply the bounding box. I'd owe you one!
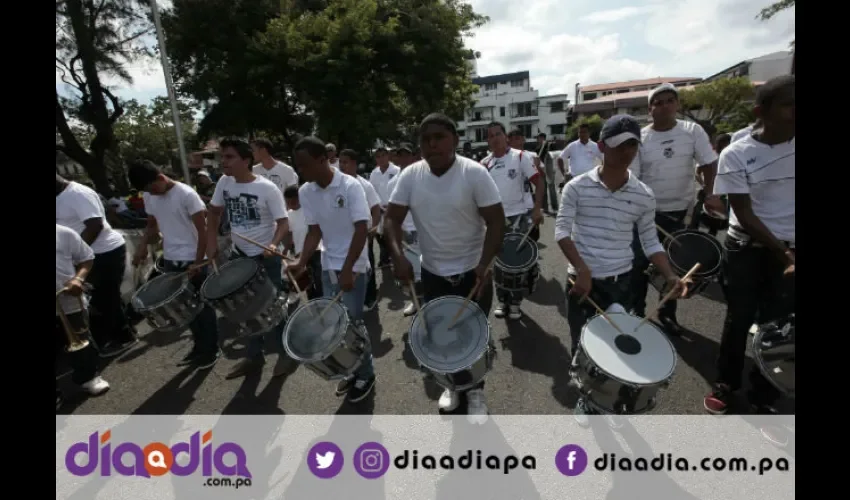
[570,267,592,299]
[132,247,148,267]
[188,258,204,278]
[206,247,219,263]
[783,249,795,277]
[338,267,355,292]
[667,275,689,298]
[473,263,492,298]
[63,277,85,297]
[288,261,307,277]
[704,194,724,214]
[531,207,543,226]
[368,225,379,237]
[263,245,278,258]
[393,255,414,283]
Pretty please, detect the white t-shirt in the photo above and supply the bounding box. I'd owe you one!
[560,139,603,177]
[369,163,401,207]
[632,120,718,212]
[211,176,288,257]
[480,148,537,217]
[253,161,299,194]
[299,169,371,274]
[714,135,795,244]
[329,159,340,170]
[389,156,503,276]
[287,208,308,255]
[387,175,416,232]
[142,182,207,262]
[56,224,94,314]
[56,182,126,255]
[731,125,754,143]
[354,175,382,224]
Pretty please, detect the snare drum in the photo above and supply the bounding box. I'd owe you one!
[282,298,370,380]
[494,232,540,293]
[200,258,287,336]
[408,296,494,392]
[571,308,676,414]
[752,314,795,397]
[131,273,203,333]
[648,229,723,298]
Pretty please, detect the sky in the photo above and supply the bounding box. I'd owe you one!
[56,0,795,106]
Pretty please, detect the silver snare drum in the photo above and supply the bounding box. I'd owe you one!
[752,314,795,398]
[282,298,370,380]
[494,232,539,293]
[408,296,494,392]
[570,310,676,414]
[200,258,287,336]
[131,273,203,333]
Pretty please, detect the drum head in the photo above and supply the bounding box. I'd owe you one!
[496,232,538,270]
[666,230,722,277]
[132,273,187,310]
[283,299,349,362]
[752,318,795,396]
[409,296,490,373]
[201,258,259,300]
[581,313,676,385]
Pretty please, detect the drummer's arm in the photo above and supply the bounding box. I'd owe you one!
[554,182,589,273]
[369,203,381,235]
[206,205,224,259]
[694,125,719,197]
[298,225,323,267]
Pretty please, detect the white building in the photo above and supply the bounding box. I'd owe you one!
[457,71,569,149]
[704,51,793,84]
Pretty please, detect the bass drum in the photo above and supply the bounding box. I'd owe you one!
[752,314,795,398]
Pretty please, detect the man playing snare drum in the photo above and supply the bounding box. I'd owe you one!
[555,115,686,425]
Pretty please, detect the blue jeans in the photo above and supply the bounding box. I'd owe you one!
[163,260,219,355]
[231,252,287,360]
[321,270,374,380]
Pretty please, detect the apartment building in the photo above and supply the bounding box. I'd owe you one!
[704,51,793,84]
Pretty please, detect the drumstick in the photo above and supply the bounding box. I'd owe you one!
[515,223,537,252]
[655,225,682,248]
[232,231,303,295]
[636,262,701,329]
[316,289,345,324]
[446,257,495,330]
[567,277,629,338]
[211,258,219,275]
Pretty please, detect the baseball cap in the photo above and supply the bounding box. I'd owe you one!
[599,115,642,148]
[325,143,337,152]
[197,170,211,178]
[396,143,414,154]
[647,82,678,105]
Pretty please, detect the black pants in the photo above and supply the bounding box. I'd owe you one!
[715,238,793,405]
[56,312,99,386]
[566,271,633,355]
[421,267,493,392]
[365,236,378,305]
[88,245,135,347]
[630,210,687,320]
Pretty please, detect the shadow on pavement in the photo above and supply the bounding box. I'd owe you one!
[132,365,214,415]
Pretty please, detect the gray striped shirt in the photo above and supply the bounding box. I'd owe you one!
[555,167,664,278]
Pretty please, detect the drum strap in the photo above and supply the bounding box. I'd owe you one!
[729,225,794,249]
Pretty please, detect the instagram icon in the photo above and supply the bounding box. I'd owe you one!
[353,442,390,479]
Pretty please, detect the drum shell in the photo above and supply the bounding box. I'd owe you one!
[283,306,370,381]
[494,233,540,293]
[699,206,729,232]
[426,347,495,392]
[201,259,285,334]
[752,317,795,397]
[132,274,203,334]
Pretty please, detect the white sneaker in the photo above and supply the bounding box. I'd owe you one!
[508,305,523,320]
[81,376,110,396]
[403,302,417,317]
[438,388,460,411]
[494,304,507,318]
[466,389,488,424]
[749,323,759,335]
[574,398,591,427]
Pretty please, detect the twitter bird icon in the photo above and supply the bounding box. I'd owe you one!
[308,442,344,479]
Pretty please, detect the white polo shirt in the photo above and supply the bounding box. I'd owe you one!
[369,163,401,207]
[56,224,95,314]
[142,182,206,262]
[299,169,371,274]
[559,139,602,177]
[56,182,126,255]
[287,208,308,255]
[211,175,288,257]
[481,148,538,217]
[389,156,502,276]
[633,120,717,212]
[252,161,299,194]
[714,135,795,244]
[353,174,382,223]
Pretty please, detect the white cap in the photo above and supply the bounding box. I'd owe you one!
[648,83,678,104]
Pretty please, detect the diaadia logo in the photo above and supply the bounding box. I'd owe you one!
[64,430,252,480]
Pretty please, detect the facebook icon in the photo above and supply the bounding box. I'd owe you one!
[555,444,589,476]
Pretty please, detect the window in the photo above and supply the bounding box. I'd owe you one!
[514,102,535,117]
[518,124,532,137]
[616,89,630,94]
[583,92,597,101]
[511,80,524,87]
[550,102,564,112]
[457,129,465,137]
[550,124,565,134]
[474,111,482,121]
[475,128,487,142]
[485,83,497,91]
[500,106,505,117]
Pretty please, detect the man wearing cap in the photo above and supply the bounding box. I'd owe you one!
[387,143,423,316]
[628,83,719,335]
[556,114,686,425]
[369,147,401,268]
[326,143,340,170]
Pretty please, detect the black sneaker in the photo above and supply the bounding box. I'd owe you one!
[347,376,376,403]
[336,377,354,396]
[98,338,138,358]
[196,349,222,370]
[178,348,202,367]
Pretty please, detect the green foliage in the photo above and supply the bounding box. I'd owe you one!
[566,115,604,142]
[758,0,794,20]
[113,97,199,167]
[678,78,756,137]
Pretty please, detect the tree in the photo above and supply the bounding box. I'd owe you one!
[677,78,756,137]
[114,97,198,170]
[758,0,795,73]
[566,115,604,142]
[56,0,153,195]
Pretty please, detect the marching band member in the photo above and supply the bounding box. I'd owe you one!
[56,224,110,407]
[558,123,602,183]
[386,143,423,317]
[56,174,137,357]
[705,75,795,416]
[289,136,376,403]
[326,143,340,170]
[128,160,221,369]
[481,123,544,321]
[508,129,544,242]
[555,115,686,425]
[369,147,401,268]
[628,83,719,335]
[283,186,323,300]
[206,138,290,379]
[251,138,299,194]
[386,113,506,422]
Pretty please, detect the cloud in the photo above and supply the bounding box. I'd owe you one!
[581,7,653,24]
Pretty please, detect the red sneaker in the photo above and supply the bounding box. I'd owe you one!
[704,385,731,415]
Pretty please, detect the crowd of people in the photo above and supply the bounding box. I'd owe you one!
[56,75,794,426]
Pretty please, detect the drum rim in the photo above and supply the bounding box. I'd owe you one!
[700,204,728,221]
[751,325,795,397]
[408,295,491,373]
[496,232,539,271]
[664,229,723,277]
[200,258,260,300]
[282,298,351,362]
[579,312,677,385]
[132,272,193,311]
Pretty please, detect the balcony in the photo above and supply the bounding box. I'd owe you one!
[466,113,494,125]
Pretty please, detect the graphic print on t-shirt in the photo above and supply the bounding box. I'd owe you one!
[223,190,262,228]
[260,173,283,188]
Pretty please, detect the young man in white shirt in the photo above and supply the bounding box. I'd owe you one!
[56,224,110,408]
[369,147,401,267]
[556,114,687,424]
[251,138,299,194]
[128,160,221,369]
[386,113,506,422]
[206,138,290,380]
[326,143,340,170]
[705,76,795,417]
[628,83,720,335]
[290,136,376,403]
[481,123,544,321]
[283,186,323,300]
[56,175,137,357]
[558,123,603,181]
[386,143,422,317]
[339,148,382,311]
[536,133,558,213]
